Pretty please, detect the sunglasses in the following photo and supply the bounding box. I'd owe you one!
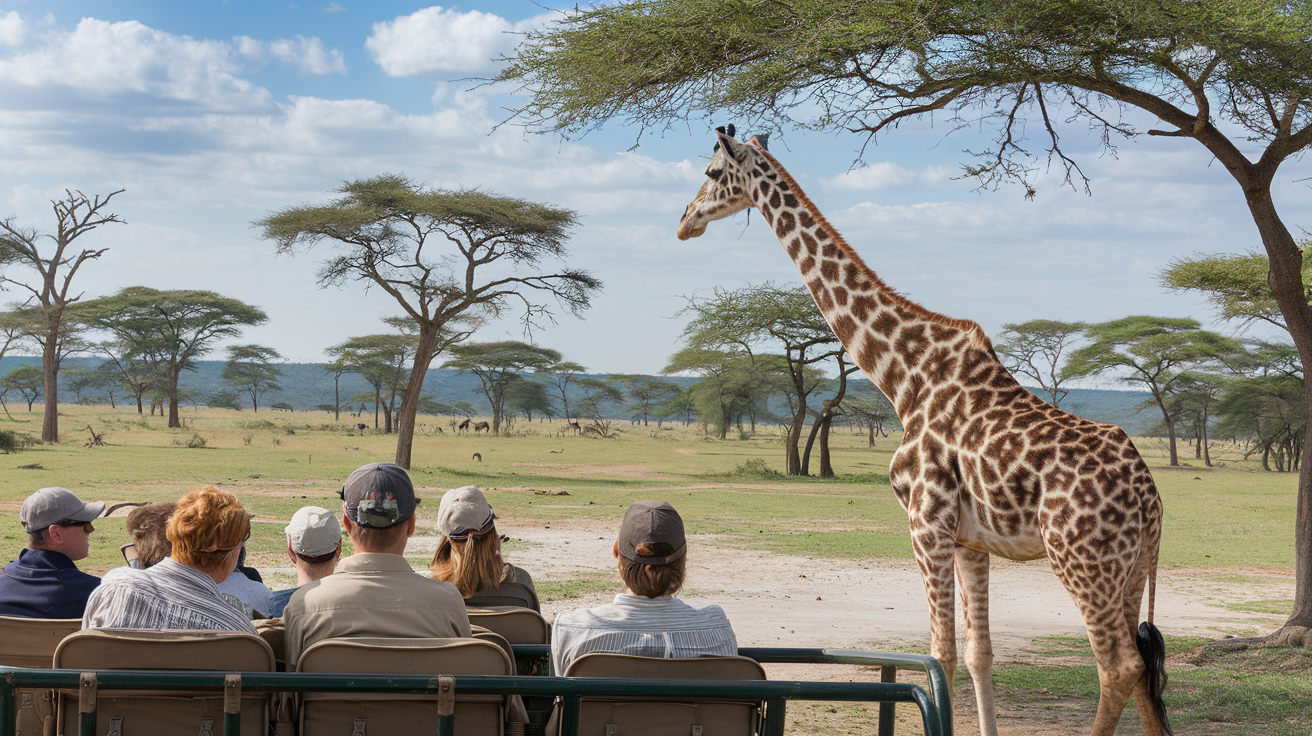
[57,520,93,531]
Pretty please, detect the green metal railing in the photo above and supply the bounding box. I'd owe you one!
[3,646,951,736]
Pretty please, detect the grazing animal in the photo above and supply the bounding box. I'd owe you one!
[567,420,582,436]
[473,421,490,434]
[356,423,367,432]
[458,418,472,433]
[472,452,482,462]
[676,129,1171,736]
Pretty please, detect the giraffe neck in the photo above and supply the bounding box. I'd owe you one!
[748,146,995,415]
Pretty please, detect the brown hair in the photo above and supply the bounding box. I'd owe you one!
[126,502,177,568]
[167,487,250,569]
[618,542,686,598]
[429,527,511,598]
[296,548,339,565]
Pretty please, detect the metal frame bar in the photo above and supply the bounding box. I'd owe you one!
[4,646,951,736]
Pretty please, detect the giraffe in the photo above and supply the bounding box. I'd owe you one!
[677,129,1171,736]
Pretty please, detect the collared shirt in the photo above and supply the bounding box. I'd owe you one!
[81,557,258,634]
[267,586,299,618]
[0,548,100,619]
[217,570,273,618]
[552,594,738,675]
[282,553,471,668]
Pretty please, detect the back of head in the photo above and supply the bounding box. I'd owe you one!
[126,502,177,568]
[286,506,341,562]
[340,463,417,553]
[617,500,687,599]
[168,487,250,569]
[431,486,506,597]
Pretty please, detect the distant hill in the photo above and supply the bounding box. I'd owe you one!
[0,357,1155,434]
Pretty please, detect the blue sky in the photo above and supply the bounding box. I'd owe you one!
[0,2,1303,376]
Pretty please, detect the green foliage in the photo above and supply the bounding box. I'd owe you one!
[2,364,44,410]
[221,344,284,412]
[0,429,31,453]
[1160,245,1312,332]
[994,319,1087,408]
[185,433,207,449]
[207,390,243,411]
[444,341,563,433]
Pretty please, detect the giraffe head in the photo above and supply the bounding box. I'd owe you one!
[676,127,770,240]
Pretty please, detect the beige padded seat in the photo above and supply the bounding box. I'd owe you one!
[467,606,550,645]
[53,629,276,736]
[296,637,514,736]
[564,654,767,736]
[0,616,82,736]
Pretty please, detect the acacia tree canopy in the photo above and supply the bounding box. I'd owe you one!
[256,174,600,468]
[444,341,563,434]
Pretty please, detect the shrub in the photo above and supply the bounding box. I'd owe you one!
[186,433,207,449]
[0,430,32,454]
[732,458,784,479]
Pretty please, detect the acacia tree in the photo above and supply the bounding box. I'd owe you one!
[222,345,284,412]
[0,189,124,442]
[256,175,600,468]
[327,333,413,432]
[995,320,1088,408]
[444,341,562,434]
[1068,317,1242,465]
[84,288,267,428]
[502,0,1312,645]
[321,358,350,421]
[2,365,43,411]
[613,374,682,426]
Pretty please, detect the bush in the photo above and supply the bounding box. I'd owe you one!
[0,429,32,454]
[732,458,784,479]
[186,433,207,449]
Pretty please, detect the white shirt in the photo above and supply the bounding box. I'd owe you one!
[551,594,737,675]
[82,557,257,634]
[218,571,273,618]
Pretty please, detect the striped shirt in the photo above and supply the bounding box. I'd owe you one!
[82,557,257,634]
[551,594,737,675]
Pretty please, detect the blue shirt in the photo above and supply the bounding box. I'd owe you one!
[0,548,100,619]
[267,586,299,618]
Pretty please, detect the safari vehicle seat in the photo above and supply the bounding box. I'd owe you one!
[296,637,515,736]
[0,615,82,736]
[563,654,768,736]
[52,629,276,736]
[466,606,550,645]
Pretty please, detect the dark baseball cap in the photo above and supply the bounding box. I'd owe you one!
[339,462,417,529]
[20,487,104,533]
[617,500,686,565]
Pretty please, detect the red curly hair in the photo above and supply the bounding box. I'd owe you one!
[167,486,250,569]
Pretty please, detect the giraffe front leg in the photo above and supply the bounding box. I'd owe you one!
[955,545,998,736]
[909,523,960,700]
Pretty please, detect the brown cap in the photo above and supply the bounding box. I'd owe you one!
[617,500,686,565]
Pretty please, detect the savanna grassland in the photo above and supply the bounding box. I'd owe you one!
[0,403,1304,734]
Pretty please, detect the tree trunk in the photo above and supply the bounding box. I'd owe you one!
[167,368,181,428]
[1242,184,1312,637]
[135,391,144,415]
[818,367,853,479]
[333,375,341,421]
[41,320,59,443]
[393,325,440,469]
[801,416,821,476]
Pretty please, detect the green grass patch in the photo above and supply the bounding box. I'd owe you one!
[1222,599,1295,614]
[533,574,617,602]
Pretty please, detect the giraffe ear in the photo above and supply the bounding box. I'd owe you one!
[752,134,770,151]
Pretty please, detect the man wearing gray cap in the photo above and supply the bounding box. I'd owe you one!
[551,500,737,674]
[282,463,471,667]
[267,506,342,618]
[0,487,104,619]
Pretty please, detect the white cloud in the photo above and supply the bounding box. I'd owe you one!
[822,162,952,191]
[268,36,346,75]
[365,6,551,76]
[321,3,347,13]
[0,11,25,47]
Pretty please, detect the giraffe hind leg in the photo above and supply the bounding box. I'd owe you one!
[955,546,998,736]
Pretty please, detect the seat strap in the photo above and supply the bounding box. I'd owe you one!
[353,717,368,736]
[606,725,617,736]
[199,716,214,736]
[104,716,123,736]
[693,727,704,736]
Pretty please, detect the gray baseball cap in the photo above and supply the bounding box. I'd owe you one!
[339,462,417,529]
[617,500,686,565]
[437,486,496,539]
[285,506,342,556]
[20,487,105,533]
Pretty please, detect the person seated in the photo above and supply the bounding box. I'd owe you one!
[122,502,175,569]
[0,487,104,619]
[282,462,471,668]
[82,487,257,634]
[217,544,273,618]
[268,506,342,618]
[551,500,736,674]
[430,486,539,612]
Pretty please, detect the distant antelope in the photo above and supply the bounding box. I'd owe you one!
[458,418,471,433]
[473,421,490,434]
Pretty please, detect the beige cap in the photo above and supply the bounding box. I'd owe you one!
[285,506,341,556]
[437,486,496,539]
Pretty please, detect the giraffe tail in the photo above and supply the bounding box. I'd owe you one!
[1135,494,1172,735]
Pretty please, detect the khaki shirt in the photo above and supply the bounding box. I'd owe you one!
[283,553,471,667]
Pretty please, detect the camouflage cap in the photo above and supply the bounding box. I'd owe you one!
[339,462,417,529]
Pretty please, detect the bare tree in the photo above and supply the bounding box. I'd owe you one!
[0,189,125,442]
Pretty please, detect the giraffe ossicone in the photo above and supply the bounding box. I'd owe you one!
[678,131,1173,736]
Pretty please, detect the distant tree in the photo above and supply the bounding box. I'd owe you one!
[995,319,1087,408]
[444,341,562,434]
[656,386,697,427]
[1174,372,1226,467]
[320,358,350,421]
[270,402,295,412]
[2,365,44,411]
[574,377,625,424]
[417,394,451,416]
[207,390,243,411]
[315,403,338,413]
[0,188,124,442]
[506,379,557,422]
[61,367,98,403]
[613,375,681,426]
[845,382,899,447]
[256,174,600,468]
[327,332,413,432]
[83,288,267,428]
[96,341,162,415]
[664,347,783,439]
[222,344,284,412]
[452,401,477,417]
[538,360,587,421]
[800,355,861,478]
[90,361,121,408]
[348,392,376,419]
[1067,316,1243,465]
